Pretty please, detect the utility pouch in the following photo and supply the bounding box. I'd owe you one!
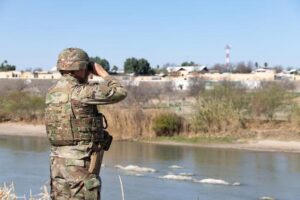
[84,177,100,190]
[102,130,113,151]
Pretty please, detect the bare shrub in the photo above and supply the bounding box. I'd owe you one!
[233,62,253,73]
[190,81,249,133]
[249,82,293,120]
[279,80,295,91]
[191,98,241,133]
[188,77,205,97]
[202,81,249,113]
[287,104,300,127]
[0,79,27,96]
[122,81,174,107]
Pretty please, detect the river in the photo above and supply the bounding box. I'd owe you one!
[0,135,299,200]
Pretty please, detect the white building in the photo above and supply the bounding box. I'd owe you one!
[166,66,208,76]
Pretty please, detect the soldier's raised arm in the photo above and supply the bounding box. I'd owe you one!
[72,62,127,105]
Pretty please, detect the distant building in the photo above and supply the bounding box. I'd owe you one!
[0,70,61,79]
[253,68,276,74]
[167,66,208,77]
[33,71,61,79]
[0,71,21,78]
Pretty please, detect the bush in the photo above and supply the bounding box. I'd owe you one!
[0,91,45,122]
[152,112,182,136]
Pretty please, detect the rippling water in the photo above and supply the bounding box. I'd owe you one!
[0,136,300,200]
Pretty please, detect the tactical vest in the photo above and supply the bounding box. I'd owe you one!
[45,79,107,146]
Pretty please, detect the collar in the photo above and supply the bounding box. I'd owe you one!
[62,74,81,84]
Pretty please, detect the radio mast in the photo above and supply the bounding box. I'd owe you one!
[225,44,231,67]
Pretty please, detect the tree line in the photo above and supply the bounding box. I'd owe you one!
[0,60,16,71]
[0,58,292,75]
[211,61,284,74]
[90,56,155,75]
[91,56,289,75]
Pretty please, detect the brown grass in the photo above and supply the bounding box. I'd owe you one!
[100,105,162,139]
[0,183,50,200]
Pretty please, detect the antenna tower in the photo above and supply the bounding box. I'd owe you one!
[225,44,231,67]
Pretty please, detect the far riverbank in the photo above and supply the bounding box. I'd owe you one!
[0,122,45,137]
[1,122,300,153]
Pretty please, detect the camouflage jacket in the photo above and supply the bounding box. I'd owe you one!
[47,74,126,161]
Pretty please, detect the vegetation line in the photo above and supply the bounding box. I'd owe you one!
[1,79,300,141]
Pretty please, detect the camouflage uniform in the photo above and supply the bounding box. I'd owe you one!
[45,48,126,200]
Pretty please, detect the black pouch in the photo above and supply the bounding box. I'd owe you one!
[102,130,113,151]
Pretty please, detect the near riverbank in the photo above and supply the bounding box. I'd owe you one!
[1,122,300,153]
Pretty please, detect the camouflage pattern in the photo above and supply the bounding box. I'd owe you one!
[45,73,127,199]
[57,48,90,71]
[45,74,126,146]
[50,156,101,200]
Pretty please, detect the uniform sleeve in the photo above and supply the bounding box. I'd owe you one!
[72,76,127,105]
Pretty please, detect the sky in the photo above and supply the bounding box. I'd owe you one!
[0,0,299,70]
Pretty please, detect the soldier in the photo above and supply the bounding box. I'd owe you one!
[45,48,127,199]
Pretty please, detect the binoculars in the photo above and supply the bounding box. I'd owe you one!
[87,62,94,71]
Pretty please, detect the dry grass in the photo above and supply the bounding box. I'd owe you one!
[0,183,50,200]
[100,105,166,139]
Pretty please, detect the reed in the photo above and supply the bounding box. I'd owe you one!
[100,105,164,139]
[0,183,50,200]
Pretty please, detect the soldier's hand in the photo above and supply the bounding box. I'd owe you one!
[92,62,109,78]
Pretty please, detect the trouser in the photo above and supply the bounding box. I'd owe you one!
[50,156,101,200]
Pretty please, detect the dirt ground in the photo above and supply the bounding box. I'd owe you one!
[147,140,300,153]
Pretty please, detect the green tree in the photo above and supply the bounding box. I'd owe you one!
[124,57,154,75]
[181,61,195,66]
[111,65,118,73]
[124,57,139,74]
[137,58,151,75]
[0,60,16,71]
[89,56,110,72]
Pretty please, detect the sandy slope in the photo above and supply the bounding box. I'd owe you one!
[0,122,45,137]
[146,140,300,153]
[0,122,300,153]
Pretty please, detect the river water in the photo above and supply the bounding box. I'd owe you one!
[0,136,299,200]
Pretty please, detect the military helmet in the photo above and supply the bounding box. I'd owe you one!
[57,48,90,71]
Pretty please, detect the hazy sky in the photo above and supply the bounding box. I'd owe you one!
[0,0,299,70]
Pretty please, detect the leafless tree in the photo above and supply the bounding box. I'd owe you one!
[233,62,253,73]
[188,77,206,97]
